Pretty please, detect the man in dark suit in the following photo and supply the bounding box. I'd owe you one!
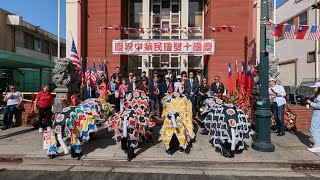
[161,75,174,97]
[128,76,138,93]
[81,80,96,101]
[149,76,161,117]
[138,71,149,85]
[210,76,225,95]
[184,71,198,118]
[111,67,121,84]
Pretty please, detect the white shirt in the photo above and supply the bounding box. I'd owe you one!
[269,85,286,106]
[174,82,183,92]
[5,91,22,106]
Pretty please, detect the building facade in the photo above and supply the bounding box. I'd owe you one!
[275,0,320,86]
[67,0,257,84]
[0,8,66,92]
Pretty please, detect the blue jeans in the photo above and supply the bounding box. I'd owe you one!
[310,110,320,146]
[3,105,17,127]
[272,103,285,133]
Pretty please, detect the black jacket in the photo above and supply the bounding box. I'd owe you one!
[210,82,225,95]
[128,82,139,93]
[81,85,96,101]
[184,78,199,95]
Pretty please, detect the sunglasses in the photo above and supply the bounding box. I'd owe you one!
[129,75,133,76]
[215,79,219,80]
[10,88,16,90]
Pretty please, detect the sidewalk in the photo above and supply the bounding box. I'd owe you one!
[1,124,320,170]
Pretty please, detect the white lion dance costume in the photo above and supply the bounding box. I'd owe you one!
[47,98,114,159]
[159,92,194,155]
[106,91,155,161]
[199,97,253,158]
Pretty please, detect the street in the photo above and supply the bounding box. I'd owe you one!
[0,167,319,180]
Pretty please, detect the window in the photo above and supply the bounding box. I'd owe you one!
[189,0,203,27]
[51,43,57,57]
[41,40,49,54]
[129,0,142,28]
[188,56,202,68]
[153,5,160,13]
[307,51,316,63]
[24,32,34,50]
[299,11,307,25]
[128,56,142,75]
[34,37,41,51]
[286,18,294,25]
[172,5,179,13]
[60,46,66,58]
[162,0,170,8]
[15,29,24,47]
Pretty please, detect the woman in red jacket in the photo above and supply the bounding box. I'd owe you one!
[34,84,54,133]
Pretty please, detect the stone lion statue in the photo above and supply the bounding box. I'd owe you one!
[53,58,81,93]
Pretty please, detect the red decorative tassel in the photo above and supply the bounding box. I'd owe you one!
[66,93,71,106]
[71,93,78,106]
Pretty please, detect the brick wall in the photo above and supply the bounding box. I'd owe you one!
[84,0,124,77]
[288,104,312,132]
[204,0,256,84]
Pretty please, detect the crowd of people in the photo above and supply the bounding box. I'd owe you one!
[82,67,226,119]
[1,66,320,154]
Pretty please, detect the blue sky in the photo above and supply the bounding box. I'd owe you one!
[0,0,66,39]
[276,0,287,7]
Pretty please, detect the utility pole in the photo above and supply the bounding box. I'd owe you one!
[252,0,275,152]
[57,0,61,58]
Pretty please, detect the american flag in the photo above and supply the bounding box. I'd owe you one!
[308,26,320,41]
[91,62,97,83]
[85,60,90,81]
[97,62,103,77]
[69,37,82,72]
[283,25,295,39]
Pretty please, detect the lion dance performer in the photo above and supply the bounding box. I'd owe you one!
[47,98,114,159]
[106,91,155,161]
[199,97,253,158]
[159,92,194,155]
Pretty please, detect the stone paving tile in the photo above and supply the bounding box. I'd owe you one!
[1,126,320,163]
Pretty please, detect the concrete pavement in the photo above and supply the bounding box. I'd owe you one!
[0,124,320,172]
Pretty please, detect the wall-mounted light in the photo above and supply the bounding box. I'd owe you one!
[143,59,149,67]
[183,59,187,67]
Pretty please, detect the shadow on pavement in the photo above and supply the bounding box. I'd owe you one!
[294,131,313,147]
[81,127,116,155]
[0,128,34,140]
[135,123,161,157]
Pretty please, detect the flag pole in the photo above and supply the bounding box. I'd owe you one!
[57,0,61,58]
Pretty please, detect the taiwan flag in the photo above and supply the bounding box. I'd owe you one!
[246,61,253,92]
[274,24,284,37]
[296,25,309,39]
[228,62,234,93]
[240,60,246,89]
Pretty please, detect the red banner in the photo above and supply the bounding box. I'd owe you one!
[112,39,215,55]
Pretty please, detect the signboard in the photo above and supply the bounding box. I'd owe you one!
[43,130,51,150]
[266,23,274,54]
[112,39,215,55]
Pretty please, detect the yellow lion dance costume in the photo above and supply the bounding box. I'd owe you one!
[159,92,194,155]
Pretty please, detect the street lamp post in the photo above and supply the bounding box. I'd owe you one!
[252,0,275,152]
